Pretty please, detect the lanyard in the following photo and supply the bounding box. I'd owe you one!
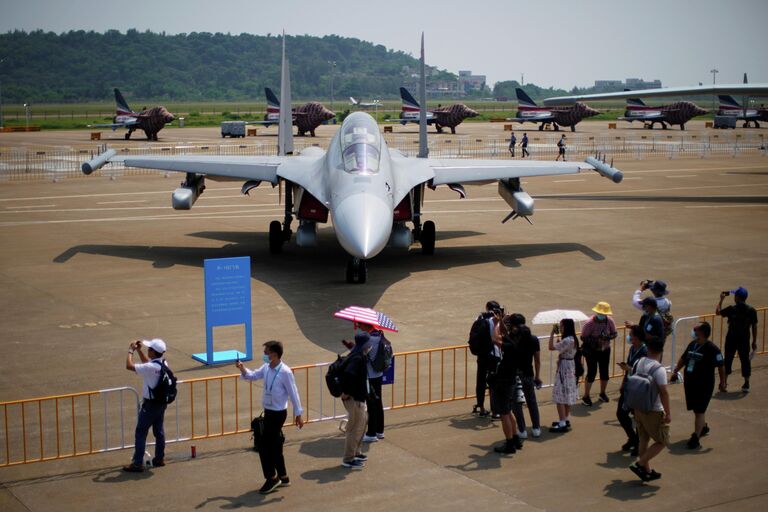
[266,363,283,392]
[689,342,705,356]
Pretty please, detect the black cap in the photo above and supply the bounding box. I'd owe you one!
[641,297,658,309]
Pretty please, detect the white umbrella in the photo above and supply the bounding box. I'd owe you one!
[532,309,590,325]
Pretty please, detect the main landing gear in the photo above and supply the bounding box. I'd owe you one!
[268,181,294,254]
[346,258,368,284]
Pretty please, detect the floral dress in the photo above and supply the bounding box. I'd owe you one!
[552,336,579,405]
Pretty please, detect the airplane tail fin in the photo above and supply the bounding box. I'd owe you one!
[418,32,428,158]
[719,95,741,108]
[515,88,537,107]
[349,97,358,105]
[114,88,133,115]
[627,98,646,107]
[277,31,294,156]
[400,87,420,110]
[265,87,281,111]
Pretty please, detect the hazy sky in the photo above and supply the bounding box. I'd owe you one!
[1,0,766,89]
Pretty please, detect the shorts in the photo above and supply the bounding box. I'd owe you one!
[684,381,715,414]
[491,379,514,415]
[558,147,565,154]
[635,410,669,446]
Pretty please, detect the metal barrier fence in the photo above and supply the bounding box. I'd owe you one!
[1,132,766,182]
[2,307,765,466]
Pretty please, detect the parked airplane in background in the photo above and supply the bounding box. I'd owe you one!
[507,88,598,131]
[349,97,382,108]
[258,87,335,136]
[718,95,767,128]
[618,97,707,130]
[88,88,174,140]
[81,33,624,284]
[398,87,478,134]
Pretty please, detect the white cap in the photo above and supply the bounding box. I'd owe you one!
[142,338,167,354]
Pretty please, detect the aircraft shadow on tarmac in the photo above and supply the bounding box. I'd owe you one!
[54,229,604,349]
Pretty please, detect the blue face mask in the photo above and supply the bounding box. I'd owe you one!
[262,354,271,364]
[691,330,697,341]
[596,314,606,321]
[626,334,632,344]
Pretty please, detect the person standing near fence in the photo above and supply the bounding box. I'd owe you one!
[340,333,371,469]
[237,341,304,494]
[617,325,647,456]
[508,314,542,439]
[580,302,617,406]
[549,319,580,433]
[469,301,503,419]
[123,338,170,473]
[555,134,567,161]
[509,133,517,157]
[670,322,725,449]
[716,287,758,393]
[521,133,530,158]
[490,313,523,454]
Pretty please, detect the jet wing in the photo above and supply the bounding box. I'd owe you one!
[543,83,768,106]
[618,112,665,120]
[507,113,555,122]
[88,120,140,129]
[427,159,585,185]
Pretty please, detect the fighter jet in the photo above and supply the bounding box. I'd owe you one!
[89,88,174,141]
[81,33,624,284]
[255,87,335,136]
[717,95,767,128]
[618,97,707,130]
[507,88,599,132]
[350,97,382,108]
[398,88,478,134]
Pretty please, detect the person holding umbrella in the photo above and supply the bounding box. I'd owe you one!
[549,318,580,433]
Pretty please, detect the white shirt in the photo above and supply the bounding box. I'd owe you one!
[632,289,672,313]
[134,358,166,399]
[634,357,668,412]
[241,362,304,416]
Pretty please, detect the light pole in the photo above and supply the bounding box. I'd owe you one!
[710,68,719,113]
[327,60,336,111]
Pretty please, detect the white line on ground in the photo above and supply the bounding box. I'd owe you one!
[5,204,56,209]
[665,175,698,178]
[1,204,281,214]
[97,200,148,205]
[553,179,586,183]
[0,187,242,202]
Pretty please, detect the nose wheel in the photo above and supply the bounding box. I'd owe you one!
[346,258,368,284]
[420,220,435,255]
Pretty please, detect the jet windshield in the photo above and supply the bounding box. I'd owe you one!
[340,114,381,174]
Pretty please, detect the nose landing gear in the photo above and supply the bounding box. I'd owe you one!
[346,257,368,284]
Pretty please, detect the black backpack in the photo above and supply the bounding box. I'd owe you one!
[325,354,349,397]
[149,360,178,405]
[468,315,493,356]
[370,333,393,372]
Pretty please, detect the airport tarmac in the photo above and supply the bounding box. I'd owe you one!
[0,128,767,510]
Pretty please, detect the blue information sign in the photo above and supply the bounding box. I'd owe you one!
[192,256,253,365]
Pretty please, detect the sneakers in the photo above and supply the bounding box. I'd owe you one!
[742,380,750,393]
[493,441,516,454]
[599,393,610,403]
[151,458,165,467]
[621,440,637,452]
[646,469,662,481]
[518,430,528,440]
[279,476,291,487]
[491,413,502,421]
[531,427,541,438]
[472,405,487,416]
[342,459,365,469]
[687,433,701,449]
[354,453,368,462]
[629,462,650,482]
[362,434,379,443]
[122,463,145,473]
[701,424,710,437]
[259,478,281,494]
[582,396,593,406]
[551,420,571,428]
[549,424,569,433]
[376,433,385,439]
[512,435,524,449]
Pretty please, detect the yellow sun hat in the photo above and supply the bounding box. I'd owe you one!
[592,302,613,315]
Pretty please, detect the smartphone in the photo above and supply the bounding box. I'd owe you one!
[721,291,730,296]
[553,325,560,334]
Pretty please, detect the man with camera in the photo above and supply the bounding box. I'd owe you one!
[632,280,673,340]
[469,301,503,419]
[490,312,523,454]
[717,287,758,393]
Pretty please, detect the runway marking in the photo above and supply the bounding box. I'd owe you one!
[684,204,767,209]
[97,200,147,205]
[2,204,282,214]
[622,177,642,180]
[539,182,768,197]
[622,165,767,174]
[5,204,56,209]
[665,175,698,178]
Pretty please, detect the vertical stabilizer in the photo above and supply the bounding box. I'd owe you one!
[744,72,748,84]
[114,88,134,115]
[418,32,428,158]
[627,98,647,107]
[515,88,537,108]
[278,31,294,156]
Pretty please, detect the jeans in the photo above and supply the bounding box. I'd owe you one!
[131,400,166,466]
[259,409,288,480]
[511,376,540,431]
[366,377,384,436]
[616,392,638,444]
[342,399,367,462]
[724,340,751,379]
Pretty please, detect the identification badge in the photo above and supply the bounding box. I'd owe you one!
[686,359,696,373]
[264,391,273,406]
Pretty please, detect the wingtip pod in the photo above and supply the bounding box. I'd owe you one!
[585,156,623,184]
[81,149,116,175]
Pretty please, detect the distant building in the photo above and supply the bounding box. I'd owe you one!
[594,80,623,88]
[458,70,486,93]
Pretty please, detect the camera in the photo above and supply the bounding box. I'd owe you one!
[642,279,654,289]
[721,291,730,296]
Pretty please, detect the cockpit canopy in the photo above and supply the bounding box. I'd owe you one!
[340,113,381,174]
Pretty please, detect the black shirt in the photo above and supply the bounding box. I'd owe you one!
[681,340,723,386]
[720,302,758,344]
[640,313,665,344]
[516,330,540,378]
[341,349,369,401]
[497,335,520,380]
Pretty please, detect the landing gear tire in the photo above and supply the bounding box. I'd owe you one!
[124,133,130,140]
[269,220,283,254]
[346,258,367,284]
[421,220,435,255]
[570,125,576,132]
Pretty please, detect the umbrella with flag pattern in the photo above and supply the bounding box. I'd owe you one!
[333,306,398,332]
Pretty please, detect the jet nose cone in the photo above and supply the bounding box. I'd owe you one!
[333,193,392,259]
[695,107,708,116]
[323,109,336,121]
[467,108,479,118]
[586,105,600,117]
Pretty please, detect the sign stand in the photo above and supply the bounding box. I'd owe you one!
[192,256,253,365]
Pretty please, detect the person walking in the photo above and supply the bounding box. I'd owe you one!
[628,338,671,482]
[469,301,503,419]
[617,325,648,456]
[508,133,517,157]
[521,133,529,158]
[237,341,304,494]
[580,302,617,406]
[717,287,758,392]
[123,338,170,473]
[508,314,542,439]
[490,313,523,454]
[340,332,371,469]
[555,134,567,161]
[670,321,726,449]
[549,319,580,433]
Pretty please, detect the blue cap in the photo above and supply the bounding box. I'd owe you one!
[731,287,748,299]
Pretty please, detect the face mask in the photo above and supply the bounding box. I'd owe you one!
[626,334,632,344]
[262,354,271,364]
[690,330,697,341]
[596,314,606,321]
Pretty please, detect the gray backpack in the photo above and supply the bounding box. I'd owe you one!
[624,359,663,412]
